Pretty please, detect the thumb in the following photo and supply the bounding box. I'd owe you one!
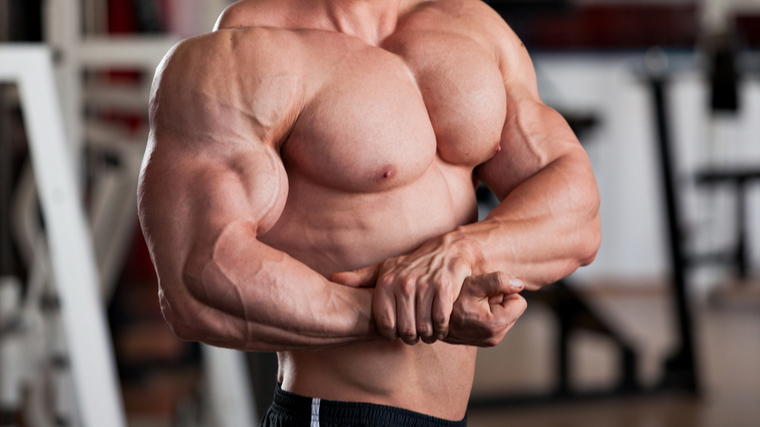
[464,272,523,298]
[330,264,380,288]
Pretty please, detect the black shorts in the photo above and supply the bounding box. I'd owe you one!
[260,383,467,427]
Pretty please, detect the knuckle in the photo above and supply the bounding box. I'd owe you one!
[417,322,431,337]
[378,275,394,289]
[485,328,507,345]
[517,296,528,315]
[433,312,448,328]
[492,272,505,287]
[380,259,397,273]
[431,275,447,290]
[400,277,416,296]
[399,326,417,340]
[487,323,505,338]
[484,337,501,347]
[376,314,395,333]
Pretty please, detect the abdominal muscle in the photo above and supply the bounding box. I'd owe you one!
[280,336,477,420]
[258,158,480,420]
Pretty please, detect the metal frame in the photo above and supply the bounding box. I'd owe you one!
[21,1,259,424]
[0,44,126,427]
[649,74,699,393]
[203,345,258,426]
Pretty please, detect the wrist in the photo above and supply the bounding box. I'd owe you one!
[447,226,489,276]
[357,287,381,339]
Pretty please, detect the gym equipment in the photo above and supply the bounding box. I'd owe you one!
[0,44,126,427]
[0,42,258,427]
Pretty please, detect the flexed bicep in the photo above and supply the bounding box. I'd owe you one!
[140,138,376,351]
[137,30,378,351]
[475,20,579,200]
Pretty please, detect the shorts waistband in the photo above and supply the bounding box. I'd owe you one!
[271,383,467,427]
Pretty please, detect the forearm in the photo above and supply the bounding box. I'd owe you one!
[459,149,600,289]
[159,223,378,351]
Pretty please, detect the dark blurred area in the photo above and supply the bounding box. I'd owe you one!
[0,0,42,284]
[487,0,760,51]
[488,0,699,49]
[1,0,42,42]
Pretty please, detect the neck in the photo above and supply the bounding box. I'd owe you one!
[290,0,417,44]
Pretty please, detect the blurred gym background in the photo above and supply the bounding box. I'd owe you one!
[1,0,759,426]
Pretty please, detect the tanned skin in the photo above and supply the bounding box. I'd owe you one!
[138,0,601,421]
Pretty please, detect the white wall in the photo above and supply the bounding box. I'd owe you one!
[533,52,760,291]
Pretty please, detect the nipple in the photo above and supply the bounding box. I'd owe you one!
[376,164,396,182]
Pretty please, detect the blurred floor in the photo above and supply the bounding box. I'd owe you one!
[468,281,760,427]
[119,280,760,427]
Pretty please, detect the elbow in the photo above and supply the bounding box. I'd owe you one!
[579,223,601,266]
[161,261,266,350]
[166,251,220,342]
[158,282,202,342]
[563,149,602,268]
[575,173,601,267]
[166,317,201,343]
[159,257,212,343]
[577,208,601,267]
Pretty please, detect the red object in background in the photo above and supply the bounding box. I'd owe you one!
[532,4,699,49]
[107,0,141,82]
[736,15,760,48]
[156,0,173,32]
[123,227,159,287]
[105,0,154,287]
[108,0,138,34]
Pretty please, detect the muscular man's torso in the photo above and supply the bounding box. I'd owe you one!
[203,0,509,419]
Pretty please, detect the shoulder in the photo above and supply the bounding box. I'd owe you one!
[401,1,524,61]
[425,0,538,95]
[402,0,508,35]
[214,0,284,30]
[157,26,303,88]
[150,27,306,148]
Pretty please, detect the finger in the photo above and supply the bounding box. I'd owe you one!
[373,282,398,340]
[488,293,505,305]
[493,294,528,326]
[475,294,527,347]
[503,293,528,313]
[431,291,454,341]
[331,264,380,288]
[466,272,523,298]
[437,265,472,339]
[396,278,419,345]
[431,274,459,340]
[416,284,435,343]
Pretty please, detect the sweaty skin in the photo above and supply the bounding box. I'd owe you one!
[138,0,601,421]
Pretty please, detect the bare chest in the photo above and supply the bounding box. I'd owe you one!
[282,30,506,192]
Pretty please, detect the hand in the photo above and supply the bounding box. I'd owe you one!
[445,272,526,347]
[331,234,482,345]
